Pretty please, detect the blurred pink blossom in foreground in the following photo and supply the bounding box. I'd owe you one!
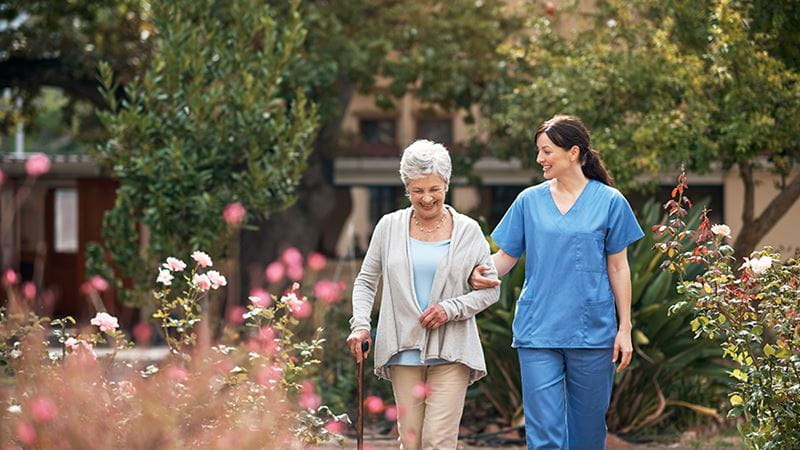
[3,269,19,285]
[227,306,246,325]
[21,282,36,299]
[307,252,327,271]
[325,420,344,434]
[299,381,321,410]
[249,288,272,308]
[25,153,51,177]
[365,395,385,414]
[16,421,36,445]
[286,264,304,282]
[384,404,399,421]
[281,247,303,268]
[90,312,119,332]
[132,322,152,345]
[265,261,285,284]
[223,202,246,226]
[412,382,430,400]
[30,397,58,423]
[313,280,345,304]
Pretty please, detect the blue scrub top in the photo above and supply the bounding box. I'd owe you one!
[492,179,644,348]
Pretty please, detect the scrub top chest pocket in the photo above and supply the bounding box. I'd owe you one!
[574,230,606,273]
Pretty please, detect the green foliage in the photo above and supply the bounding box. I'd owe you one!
[474,217,524,425]
[657,171,800,447]
[92,0,319,306]
[608,201,728,434]
[479,0,800,191]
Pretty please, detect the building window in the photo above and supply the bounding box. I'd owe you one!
[368,186,406,226]
[358,118,398,156]
[416,118,453,146]
[488,185,527,228]
[54,188,78,253]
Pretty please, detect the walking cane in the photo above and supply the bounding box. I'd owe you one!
[357,340,370,450]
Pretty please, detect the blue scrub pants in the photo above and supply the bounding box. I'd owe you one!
[518,348,615,450]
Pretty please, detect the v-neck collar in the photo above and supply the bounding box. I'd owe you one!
[546,179,595,217]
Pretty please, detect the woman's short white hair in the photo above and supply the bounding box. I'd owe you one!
[399,139,452,188]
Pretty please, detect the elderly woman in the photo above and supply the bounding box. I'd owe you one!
[347,139,499,450]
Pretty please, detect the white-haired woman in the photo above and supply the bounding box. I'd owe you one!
[347,140,500,449]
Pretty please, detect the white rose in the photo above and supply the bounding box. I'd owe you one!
[710,224,732,239]
[741,256,773,275]
[157,269,174,286]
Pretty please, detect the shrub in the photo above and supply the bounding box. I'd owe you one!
[655,170,800,447]
[0,253,345,448]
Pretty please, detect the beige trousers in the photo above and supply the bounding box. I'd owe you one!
[390,363,470,450]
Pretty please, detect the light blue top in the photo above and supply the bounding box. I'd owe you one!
[387,238,451,366]
[491,179,644,348]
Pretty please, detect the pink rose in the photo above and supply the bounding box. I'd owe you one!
[207,270,227,289]
[384,404,399,421]
[248,288,272,308]
[21,282,36,300]
[289,298,312,319]
[16,421,36,445]
[287,264,304,282]
[25,153,51,177]
[192,273,212,291]
[223,202,246,226]
[325,420,344,434]
[365,395,385,414]
[162,257,187,272]
[30,397,57,423]
[133,322,152,345]
[89,275,109,292]
[281,247,303,267]
[90,312,119,332]
[166,365,188,382]
[3,269,19,285]
[255,365,282,386]
[226,306,246,325]
[412,382,430,400]
[307,252,327,271]
[265,261,285,284]
[191,251,213,268]
[299,381,321,410]
[314,279,344,304]
[257,326,275,342]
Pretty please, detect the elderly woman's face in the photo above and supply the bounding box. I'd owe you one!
[406,174,447,219]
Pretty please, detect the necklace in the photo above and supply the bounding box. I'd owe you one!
[412,210,447,233]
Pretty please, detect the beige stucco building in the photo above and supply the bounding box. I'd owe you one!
[331,90,800,259]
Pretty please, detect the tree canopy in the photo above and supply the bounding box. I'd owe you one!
[477,0,800,256]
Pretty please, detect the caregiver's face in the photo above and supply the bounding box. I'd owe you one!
[536,132,576,180]
[406,173,447,220]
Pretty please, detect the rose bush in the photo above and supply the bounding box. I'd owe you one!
[0,252,346,448]
[655,170,800,447]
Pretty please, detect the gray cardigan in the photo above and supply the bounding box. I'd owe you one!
[350,205,500,384]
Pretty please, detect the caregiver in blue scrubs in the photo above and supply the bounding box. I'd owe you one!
[471,115,644,449]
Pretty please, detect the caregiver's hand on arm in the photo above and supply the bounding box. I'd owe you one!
[419,304,448,329]
[469,250,517,289]
[346,329,371,363]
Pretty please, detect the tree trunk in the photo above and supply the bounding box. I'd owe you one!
[733,163,800,259]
